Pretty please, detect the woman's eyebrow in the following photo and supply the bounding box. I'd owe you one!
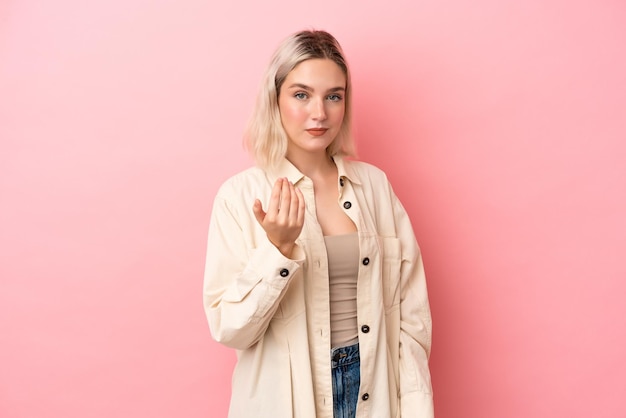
[285,83,313,91]
[286,83,345,92]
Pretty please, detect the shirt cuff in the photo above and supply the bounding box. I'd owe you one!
[248,240,305,288]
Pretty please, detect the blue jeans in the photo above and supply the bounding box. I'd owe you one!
[331,342,361,418]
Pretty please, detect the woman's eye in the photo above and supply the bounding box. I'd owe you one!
[294,92,308,100]
[327,94,343,102]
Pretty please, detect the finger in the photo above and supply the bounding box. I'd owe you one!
[279,178,291,218]
[295,187,305,226]
[288,182,299,222]
[266,178,283,217]
[252,199,266,225]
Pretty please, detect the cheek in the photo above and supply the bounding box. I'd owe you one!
[280,104,307,126]
[332,106,345,123]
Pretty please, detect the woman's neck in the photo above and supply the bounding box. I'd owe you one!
[286,150,335,180]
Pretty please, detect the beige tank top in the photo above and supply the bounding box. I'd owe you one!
[324,232,359,348]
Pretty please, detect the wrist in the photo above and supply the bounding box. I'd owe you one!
[277,242,295,258]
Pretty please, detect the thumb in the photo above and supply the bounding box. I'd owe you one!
[252,199,266,225]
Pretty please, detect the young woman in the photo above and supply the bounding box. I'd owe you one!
[203,30,433,418]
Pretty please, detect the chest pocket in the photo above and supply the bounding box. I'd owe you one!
[381,237,402,310]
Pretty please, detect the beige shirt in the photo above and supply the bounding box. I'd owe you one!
[203,157,433,418]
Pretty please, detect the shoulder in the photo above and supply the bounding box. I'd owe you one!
[210,166,271,217]
[215,166,268,198]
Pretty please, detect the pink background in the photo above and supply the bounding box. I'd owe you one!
[2,0,625,417]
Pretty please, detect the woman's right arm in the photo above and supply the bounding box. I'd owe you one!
[203,178,305,350]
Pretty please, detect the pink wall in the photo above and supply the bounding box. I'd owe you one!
[1,1,625,417]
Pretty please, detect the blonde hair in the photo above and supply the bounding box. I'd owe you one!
[245,30,356,168]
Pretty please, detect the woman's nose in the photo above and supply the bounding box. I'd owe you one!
[311,98,327,121]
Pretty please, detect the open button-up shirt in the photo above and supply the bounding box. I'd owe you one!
[203,157,433,418]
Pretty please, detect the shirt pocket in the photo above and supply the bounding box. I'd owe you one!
[381,236,402,311]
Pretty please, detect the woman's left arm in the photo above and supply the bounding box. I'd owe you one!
[392,192,435,417]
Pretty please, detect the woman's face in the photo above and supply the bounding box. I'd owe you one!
[278,58,346,160]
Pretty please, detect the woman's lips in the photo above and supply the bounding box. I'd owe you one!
[306,128,328,137]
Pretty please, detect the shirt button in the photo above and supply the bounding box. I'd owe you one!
[361,393,370,401]
[361,325,370,333]
[279,268,289,277]
[339,178,345,187]
[362,257,370,266]
[343,201,352,209]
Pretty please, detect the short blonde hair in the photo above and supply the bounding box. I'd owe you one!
[245,30,356,168]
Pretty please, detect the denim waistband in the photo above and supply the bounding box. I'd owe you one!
[331,342,360,368]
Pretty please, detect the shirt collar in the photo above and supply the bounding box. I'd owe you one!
[268,155,362,186]
[333,155,361,185]
[268,158,306,185]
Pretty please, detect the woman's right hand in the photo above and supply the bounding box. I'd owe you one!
[252,178,305,258]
